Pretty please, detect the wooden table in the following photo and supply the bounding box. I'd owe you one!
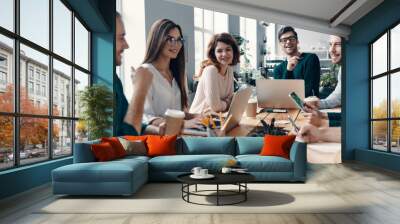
[225,108,342,164]
[226,109,306,136]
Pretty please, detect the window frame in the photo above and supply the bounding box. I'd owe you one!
[194,8,228,75]
[369,19,400,154]
[0,0,92,171]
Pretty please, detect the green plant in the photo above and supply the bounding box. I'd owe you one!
[232,34,255,77]
[79,84,113,140]
[320,64,339,88]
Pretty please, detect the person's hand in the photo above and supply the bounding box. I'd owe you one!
[287,56,301,71]
[296,124,321,143]
[158,121,166,135]
[303,97,320,112]
[303,110,329,127]
[184,117,204,129]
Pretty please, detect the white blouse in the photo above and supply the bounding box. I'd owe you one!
[133,63,182,124]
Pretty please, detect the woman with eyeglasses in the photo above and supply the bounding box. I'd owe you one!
[189,33,240,114]
[124,19,202,135]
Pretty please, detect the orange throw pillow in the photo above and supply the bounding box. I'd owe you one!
[146,135,177,157]
[91,142,117,161]
[101,137,126,158]
[259,135,296,159]
[123,135,148,142]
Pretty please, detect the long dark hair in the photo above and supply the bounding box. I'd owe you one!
[142,19,188,109]
[196,33,240,78]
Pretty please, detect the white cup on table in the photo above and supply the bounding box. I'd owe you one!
[199,169,208,176]
[191,167,202,176]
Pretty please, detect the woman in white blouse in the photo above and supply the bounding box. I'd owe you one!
[190,33,240,114]
[124,19,201,134]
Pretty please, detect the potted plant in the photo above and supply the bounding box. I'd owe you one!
[78,84,113,140]
[319,64,339,99]
[232,34,253,82]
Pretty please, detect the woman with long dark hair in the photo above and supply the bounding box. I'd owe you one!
[189,33,240,114]
[124,19,201,134]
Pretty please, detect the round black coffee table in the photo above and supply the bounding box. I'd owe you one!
[177,173,255,206]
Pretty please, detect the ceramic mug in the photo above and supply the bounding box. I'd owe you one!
[191,167,202,176]
[199,169,208,176]
[221,167,232,174]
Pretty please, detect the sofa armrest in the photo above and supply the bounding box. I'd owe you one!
[73,140,100,163]
[289,141,307,181]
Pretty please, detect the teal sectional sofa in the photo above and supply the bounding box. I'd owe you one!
[52,137,307,196]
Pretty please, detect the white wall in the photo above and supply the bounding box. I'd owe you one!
[119,0,195,97]
[145,0,195,89]
[119,0,146,98]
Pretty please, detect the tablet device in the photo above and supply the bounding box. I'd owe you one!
[289,91,305,111]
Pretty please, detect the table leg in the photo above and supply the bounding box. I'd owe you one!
[217,184,219,206]
[245,183,247,201]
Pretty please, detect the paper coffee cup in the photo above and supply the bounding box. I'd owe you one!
[246,98,258,117]
[164,109,185,135]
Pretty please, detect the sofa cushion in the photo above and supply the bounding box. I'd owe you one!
[101,137,127,158]
[260,135,296,159]
[178,137,235,155]
[146,135,177,157]
[236,155,293,172]
[52,158,147,183]
[118,137,147,156]
[123,135,148,142]
[235,137,263,155]
[91,142,118,161]
[148,154,235,172]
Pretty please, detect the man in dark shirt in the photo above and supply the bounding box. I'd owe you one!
[114,12,139,136]
[273,26,321,97]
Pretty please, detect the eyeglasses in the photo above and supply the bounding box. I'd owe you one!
[166,36,184,46]
[279,36,297,43]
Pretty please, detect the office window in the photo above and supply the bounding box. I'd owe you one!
[35,70,41,81]
[240,17,257,71]
[0,0,14,32]
[0,35,14,113]
[0,71,7,84]
[370,22,400,154]
[0,0,91,170]
[53,0,72,60]
[35,84,40,96]
[0,53,8,91]
[28,67,34,80]
[74,69,89,119]
[0,116,13,170]
[20,0,49,49]
[75,18,89,70]
[194,8,228,75]
[53,119,72,158]
[28,81,34,94]
[53,59,72,117]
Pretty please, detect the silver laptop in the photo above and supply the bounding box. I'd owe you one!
[256,79,305,109]
[221,87,252,132]
[183,87,252,135]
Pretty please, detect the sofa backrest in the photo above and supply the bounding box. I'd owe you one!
[177,137,235,155]
[235,137,263,155]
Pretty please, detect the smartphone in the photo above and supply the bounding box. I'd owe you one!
[289,91,305,111]
[288,116,299,133]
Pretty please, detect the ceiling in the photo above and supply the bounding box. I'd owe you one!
[166,0,384,38]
